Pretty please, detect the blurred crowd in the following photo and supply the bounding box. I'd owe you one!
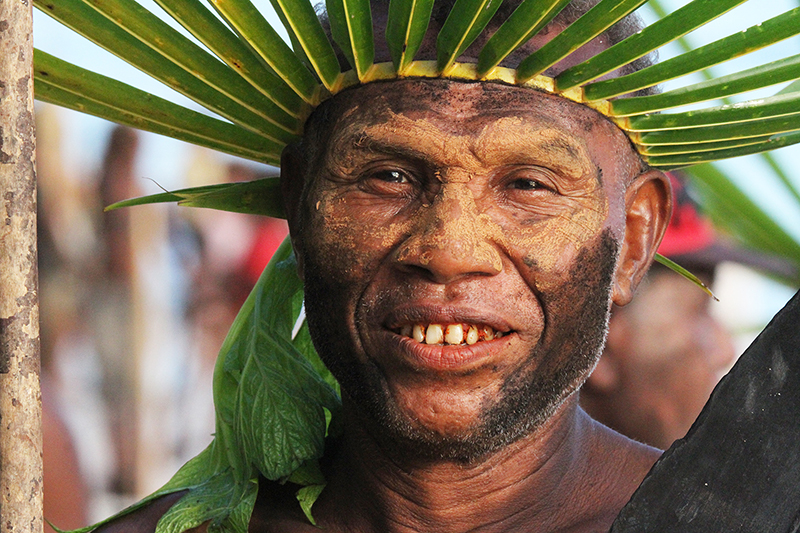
[35,106,798,529]
[36,105,287,529]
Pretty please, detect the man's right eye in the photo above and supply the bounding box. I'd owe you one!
[373,170,409,183]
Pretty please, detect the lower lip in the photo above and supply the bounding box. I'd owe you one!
[384,330,512,371]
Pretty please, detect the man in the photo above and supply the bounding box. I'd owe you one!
[93,2,674,529]
[581,175,796,450]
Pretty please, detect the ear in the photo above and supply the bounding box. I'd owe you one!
[280,142,307,280]
[612,169,671,306]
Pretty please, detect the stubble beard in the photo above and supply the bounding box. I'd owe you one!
[302,230,619,464]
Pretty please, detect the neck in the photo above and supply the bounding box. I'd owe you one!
[312,397,640,533]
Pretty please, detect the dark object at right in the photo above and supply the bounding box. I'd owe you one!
[612,288,800,533]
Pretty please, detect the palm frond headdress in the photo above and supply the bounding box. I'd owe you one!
[35,0,800,531]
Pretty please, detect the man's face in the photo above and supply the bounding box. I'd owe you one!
[286,79,649,460]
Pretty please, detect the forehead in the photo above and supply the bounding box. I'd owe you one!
[305,79,639,183]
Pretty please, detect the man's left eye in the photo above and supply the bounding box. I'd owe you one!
[509,178,542,191]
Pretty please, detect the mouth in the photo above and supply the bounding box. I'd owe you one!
[393,323,507,346]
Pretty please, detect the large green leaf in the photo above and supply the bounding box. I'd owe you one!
[35,0,300,142]
[34,51,283,164]
[515,0,647,82]
[207,0,321,103]
[555,0,747,91]
[151,0,306,118]
[584,7,800,100]
[436,0,504,74]
[611,54,800,117]
[386,0,435,73]
[326,0,375,80]
[269,0,342,90]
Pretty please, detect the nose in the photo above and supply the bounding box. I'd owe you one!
[392,182,503,284]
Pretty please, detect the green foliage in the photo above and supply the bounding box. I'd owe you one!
[386,0,435,73]
[71,239,341,532]
[436,0,504,73]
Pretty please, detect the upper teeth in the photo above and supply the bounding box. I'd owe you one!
[399,323,504,345]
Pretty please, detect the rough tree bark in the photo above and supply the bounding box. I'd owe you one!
[0,0,43,531]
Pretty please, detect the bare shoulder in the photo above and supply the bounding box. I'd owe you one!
[93,492,206,533]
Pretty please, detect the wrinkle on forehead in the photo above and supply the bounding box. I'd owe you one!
[328,109,597,185]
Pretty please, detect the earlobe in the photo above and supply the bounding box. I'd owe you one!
[280,142,307,280]
[612,169,672,306]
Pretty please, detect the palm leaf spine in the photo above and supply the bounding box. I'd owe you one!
[268,0,341,90]
[208,0,320,103]
[627,92,800,131]
[152,0,307,117]
[639,114,800,145]
[647,130,800,168]
[555,0,747,90]
[436,0,504,74]
[515,0,647,83]
[35,0,301,143]
[476,0,570,77]
[386,0,435,73]
[33,51,282,163]
[611,53,800,116]
[326,0,375,80]
[76,0,301,131]
[584,7,800,100]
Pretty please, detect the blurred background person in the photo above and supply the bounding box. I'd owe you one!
[581,174,798,450]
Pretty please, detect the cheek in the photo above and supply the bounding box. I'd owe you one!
[303,191,412,281]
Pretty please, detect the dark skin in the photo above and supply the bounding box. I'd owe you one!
[97,79,671,533]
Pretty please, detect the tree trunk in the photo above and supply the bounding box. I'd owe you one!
[0,0,43,531]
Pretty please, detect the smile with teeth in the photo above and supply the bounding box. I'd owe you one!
[397,323,506,345]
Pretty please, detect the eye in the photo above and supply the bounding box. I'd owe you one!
[358,167,417,197]
[374,169,409,184]
[509,178,542,191]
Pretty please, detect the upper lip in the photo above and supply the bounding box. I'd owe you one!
[382,303,514,333]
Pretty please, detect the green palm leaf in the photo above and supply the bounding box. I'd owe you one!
[476,0,570,77]
[585,6,800,100]
[326,0,375,80]
[34,50,283,164]
[436,0,504,74]
[105,177,286,218]
[638,114,800,145]
[646,130,800,168]
[555,0,747,91]
[641,136,773,156]
[515,0,647,83]
[611,54,800,117]
[627,92,800,132]
[269,0,342,91]
[151,0,306,118]
[36,0,300,142]
[207,0,321,103]
[386,0,435,73]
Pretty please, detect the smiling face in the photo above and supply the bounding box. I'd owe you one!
[283,79,668,461]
